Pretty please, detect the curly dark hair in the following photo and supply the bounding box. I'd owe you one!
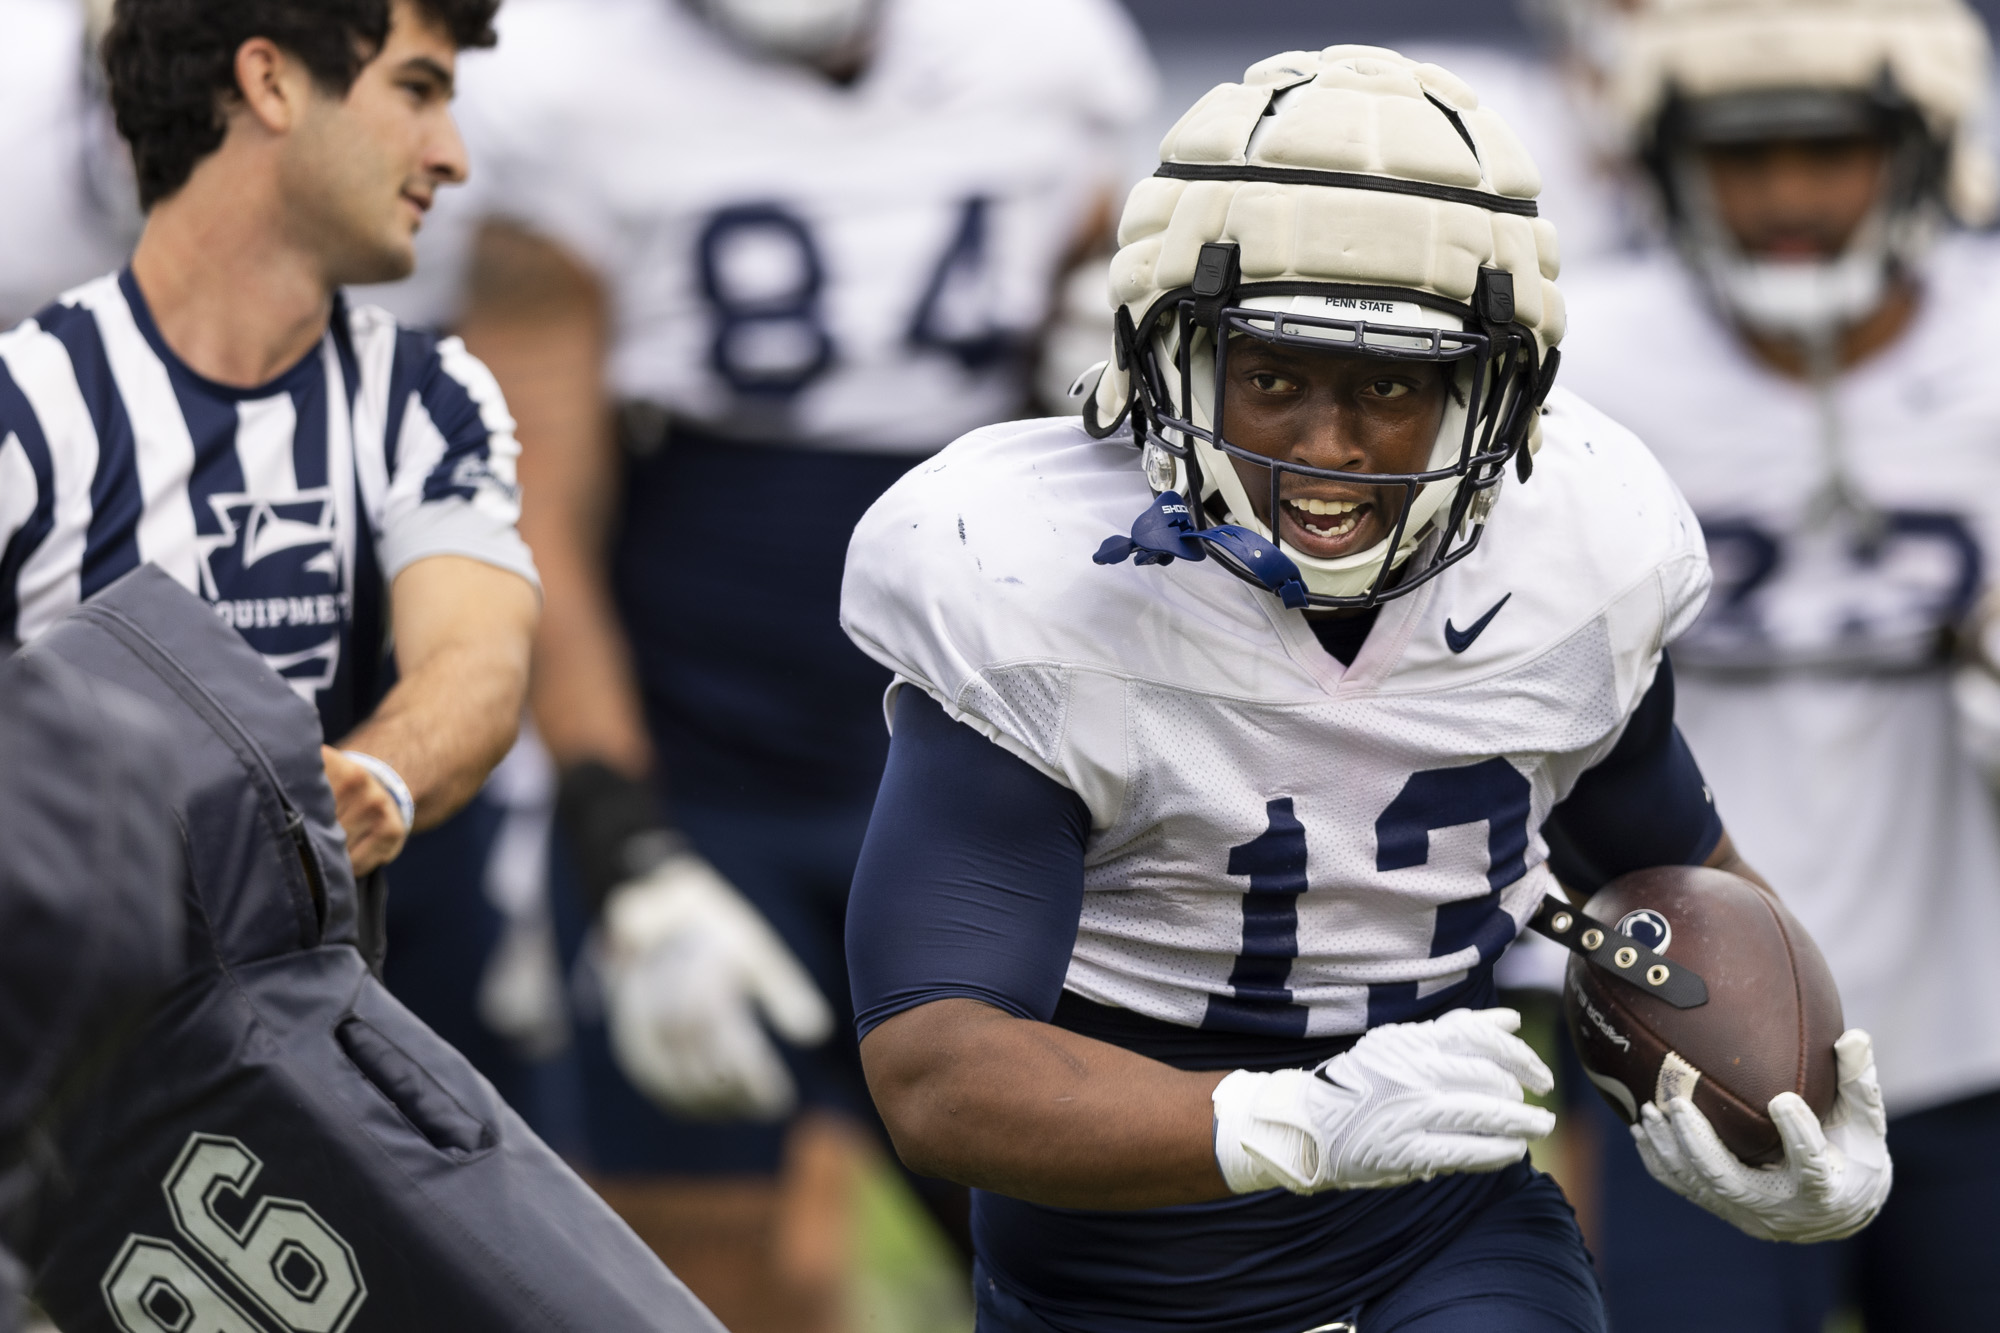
[104,0,501,210]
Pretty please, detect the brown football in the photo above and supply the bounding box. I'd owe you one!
[1562,866,1843,1165]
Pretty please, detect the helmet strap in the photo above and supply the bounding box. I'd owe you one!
[1190,242,1242,327]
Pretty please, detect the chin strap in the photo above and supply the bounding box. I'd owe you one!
[1093,491,1311,609]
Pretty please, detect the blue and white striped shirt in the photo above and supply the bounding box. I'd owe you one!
[0,269,537,738]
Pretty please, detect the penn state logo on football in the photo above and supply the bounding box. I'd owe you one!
[1616,907,1673,956]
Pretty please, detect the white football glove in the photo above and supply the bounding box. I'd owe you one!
[600,853,835,1121]
[1632,1028,1892,1243]
[1211,1008,1557,1194]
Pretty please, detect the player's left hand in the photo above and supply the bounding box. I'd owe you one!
[1212,1007,1556,1194]
[321,745,408,875]
[1632,1028,1892,1243]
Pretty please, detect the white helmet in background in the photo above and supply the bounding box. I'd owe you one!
[1087,47,1564,609]
[1610,0,1995,339]
[687,0,880,64]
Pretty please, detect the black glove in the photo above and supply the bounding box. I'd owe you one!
[553,761,689,914]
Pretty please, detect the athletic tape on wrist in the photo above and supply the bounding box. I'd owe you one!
[340,750,415,832]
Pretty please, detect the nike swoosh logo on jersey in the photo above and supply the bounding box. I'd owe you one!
[1444,593,1512,653]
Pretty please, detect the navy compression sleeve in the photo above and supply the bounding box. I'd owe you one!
[846,688,1092,1040]
[1542,656,1724,892]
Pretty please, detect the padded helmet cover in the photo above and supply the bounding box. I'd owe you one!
[1091,47,1565,604]
[1096,46,1564,428]
[1611,0,1996,224]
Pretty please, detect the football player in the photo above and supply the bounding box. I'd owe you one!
[1556,0,2000,1326]
[0,0,539,912]
[434,0,1154,1325]
[840,46,1892,1331]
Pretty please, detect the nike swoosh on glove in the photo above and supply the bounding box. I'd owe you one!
[1211,1007,1556,1194]
[1632,1028,1892,1243]
[601,855,835,1121]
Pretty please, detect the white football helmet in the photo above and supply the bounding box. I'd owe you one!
[1609,0,1995,339]
[1087,47,1564,609]
[687,0,879,64]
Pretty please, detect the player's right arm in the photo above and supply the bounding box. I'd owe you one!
[864,1000,1233,1210]
[851,688,1555,1209]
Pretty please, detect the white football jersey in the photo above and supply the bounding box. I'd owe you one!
[0,0,140,328]
[1560,237,2000,1114]
[842,393,1709,1036]
[390,0,1154,450]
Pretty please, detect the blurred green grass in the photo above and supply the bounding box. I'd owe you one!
[848,1156,974,1333]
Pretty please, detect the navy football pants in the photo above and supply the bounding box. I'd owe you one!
[1587,1079,2000,1332]
[973,1169,1605,1333]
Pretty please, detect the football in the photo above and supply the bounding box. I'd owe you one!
[1562,866,1844,1165]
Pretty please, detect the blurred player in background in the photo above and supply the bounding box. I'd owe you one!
[842,44,1890,1333]
[0,0,538,919]
[0,0,140,331]
[434,0,1155,1326]
[1558,0,2000,1326]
